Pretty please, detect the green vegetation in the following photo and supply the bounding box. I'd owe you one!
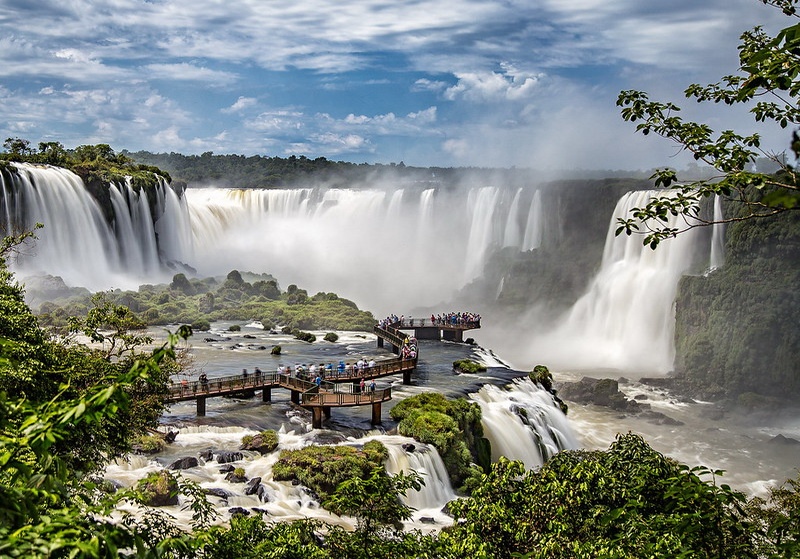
[2,238,799,558]
[615,1,800,247]
[452,358,486,374]
[324,332,339,343]
[1,139,177,224]
[390,393,490,490]
[241,429,279,454]
[272,440,388,507]
[35,270,376,333]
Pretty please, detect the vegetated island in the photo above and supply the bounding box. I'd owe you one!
[31,269,376,334]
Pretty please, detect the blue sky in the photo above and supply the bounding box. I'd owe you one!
[0,0,792,169]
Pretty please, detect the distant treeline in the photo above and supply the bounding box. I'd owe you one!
[125,150,659,189]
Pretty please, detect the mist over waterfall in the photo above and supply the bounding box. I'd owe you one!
[0,163,718,376]
[524,190,707,374]
[0,164,555,314]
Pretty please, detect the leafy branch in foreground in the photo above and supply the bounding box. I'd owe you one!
[616,0,800,247]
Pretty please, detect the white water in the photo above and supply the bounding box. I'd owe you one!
[471,377,579,470]
[0,165,561,314]
[709,195,726,271]
[104,426,459,529]
[525,190,705,374]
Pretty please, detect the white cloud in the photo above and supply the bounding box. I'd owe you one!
[222,96,258,113]
[143,63,237,84]
[445,64,543,103]
[246,110,305,133]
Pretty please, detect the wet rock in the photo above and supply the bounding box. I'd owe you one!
[419,516,436,524]
[164,430,178,443]
[641,410,684,426]
[229,507,250,516]
[768,434,800,446]
[243,334,256,339]
[216,451,244,464]
[244,477,262,496]
[257,485,271,502]
[402,443,416,453]
[199,449,214,462]
[225,470,247,483]
[204,488,233,501]
[218,464,235,474]
[633,394,648,401]
[168,456,199,470]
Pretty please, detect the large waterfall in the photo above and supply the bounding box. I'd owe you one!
[525,190,707,373]
[0,164,546,313]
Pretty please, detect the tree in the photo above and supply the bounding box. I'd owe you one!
[616,0,800,247]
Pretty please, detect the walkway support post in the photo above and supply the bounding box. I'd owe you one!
[197,397,206,416]
[262,388,271,402]
[403,370,412,385]
[312,407,324,429]
[291,390,300,404]
[371,402,382,425]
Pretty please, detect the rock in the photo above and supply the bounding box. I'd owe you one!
[243,334,256,339]
[699,407,726,421]
[164,430,178,443]
[641,410,684,426]
[204,488,233,501]
[402,443,416,452]
[241,431,279,454]
[204,337,217,342]
[257,485,271,502]
[139,471,179,507]
[168,456,199,470]
[229,507,250,516]
[244,477,262,496]
[419,516,436,524]
[633,394,648,400]
[559,377,640,413]
[768,434,800,446]
[199,449,214,462]
[225,471,247,483]
[219,464,235,474]
[216,451,244,464]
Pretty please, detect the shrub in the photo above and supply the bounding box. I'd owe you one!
[323,332,339,343]
[191,319,211,331]
[228,324,241,332]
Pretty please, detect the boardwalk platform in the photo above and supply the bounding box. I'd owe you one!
[166,352,416,428]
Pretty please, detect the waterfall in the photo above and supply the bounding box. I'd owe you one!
[0,163,555,314]
[378,435,456,511]
[521,189,543,251]
[709,195,726,271]
[528,190,706,373]
[463,186,500,285]
[471,377,578,470]
[502,187,523,247]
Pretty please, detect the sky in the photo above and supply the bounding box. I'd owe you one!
[0,0,793,170]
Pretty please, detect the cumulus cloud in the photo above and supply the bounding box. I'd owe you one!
[221,96,258,113]
[444,64,543,103]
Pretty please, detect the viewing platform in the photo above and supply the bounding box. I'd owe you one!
[166,313,478,428]
[377,316,480,348]
[166,342,417,428]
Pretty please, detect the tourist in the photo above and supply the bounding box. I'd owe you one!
[359,377,365,393]
[199,373,208,391]
[369,379,376,393]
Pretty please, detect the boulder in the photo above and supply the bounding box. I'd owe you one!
[229,507,250,516]
[244,477,262,496]
[225,470,247,483]
[204,488,233,501]
[216,451,244,464]
[168,456,199,470]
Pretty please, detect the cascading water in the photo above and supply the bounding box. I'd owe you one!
[502,187,523,248]
[521,189,543,251]
[463,186,501,285]
[471,377,578,470]
[709,195,726,271]
[0,164,558,314]
[526,190,707,374]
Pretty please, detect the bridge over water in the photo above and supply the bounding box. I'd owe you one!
[165,317,480,428]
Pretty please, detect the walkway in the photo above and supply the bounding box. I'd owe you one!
[165,331,417,427]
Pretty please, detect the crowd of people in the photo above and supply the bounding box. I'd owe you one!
[378,311,481,329]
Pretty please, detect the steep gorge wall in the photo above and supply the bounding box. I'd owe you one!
[673,199,800,400]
